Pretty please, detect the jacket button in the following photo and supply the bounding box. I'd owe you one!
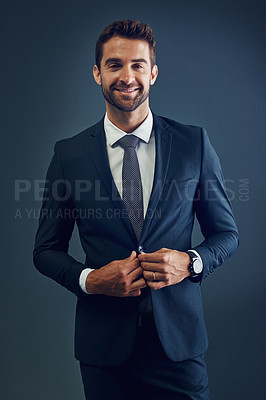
[138,245,143,253]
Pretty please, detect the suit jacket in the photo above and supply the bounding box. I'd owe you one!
[33,113,239,366]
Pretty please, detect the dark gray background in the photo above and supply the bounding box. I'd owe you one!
[1,0,265,399]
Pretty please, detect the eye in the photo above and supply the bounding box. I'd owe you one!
[109,64,121,69]
[132,64,143,69]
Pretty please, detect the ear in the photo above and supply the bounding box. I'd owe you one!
[93,65,101,85]
[150,65,158,85]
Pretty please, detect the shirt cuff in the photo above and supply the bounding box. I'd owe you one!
[79,268,95,294]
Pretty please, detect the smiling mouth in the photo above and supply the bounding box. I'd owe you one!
[114,88,139,93]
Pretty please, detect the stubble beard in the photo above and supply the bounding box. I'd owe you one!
[101,83,150,112]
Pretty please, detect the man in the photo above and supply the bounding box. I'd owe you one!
[33,20,239,400]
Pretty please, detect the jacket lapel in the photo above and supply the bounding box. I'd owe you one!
[88,118,137,243]
[140,114,172,241]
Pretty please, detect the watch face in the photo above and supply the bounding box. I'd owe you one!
[193,259,203,274]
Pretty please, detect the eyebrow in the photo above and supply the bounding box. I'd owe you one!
[104,58,148,66]
[131,58,148,64]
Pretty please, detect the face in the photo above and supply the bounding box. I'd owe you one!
[93,37,158,113]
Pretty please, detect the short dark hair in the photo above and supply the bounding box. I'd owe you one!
[95,20,156,70]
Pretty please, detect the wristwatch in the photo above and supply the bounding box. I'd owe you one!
[186,250,203,282]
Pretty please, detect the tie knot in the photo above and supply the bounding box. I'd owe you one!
[118,135,140,150]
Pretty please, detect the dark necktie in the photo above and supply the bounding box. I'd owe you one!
[118,135,144,241]
[118,135,152,313]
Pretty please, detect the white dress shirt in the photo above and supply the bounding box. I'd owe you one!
[79,110,202,293]
[105,109,155,215]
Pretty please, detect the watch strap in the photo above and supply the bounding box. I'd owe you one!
[186,250,203,282]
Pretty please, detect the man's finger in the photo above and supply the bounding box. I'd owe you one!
[143,270,166,282]
[128,266,143,281]
[138,252,161,263]
[147,280,166,290]
[138,251,168,263]
[127,289,141,297]
[123,251,140,273]
[140,261,168,272]
[130,277,146,291]
[125,250,137,262]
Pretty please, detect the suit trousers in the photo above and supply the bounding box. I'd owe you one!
[80,315,210,400]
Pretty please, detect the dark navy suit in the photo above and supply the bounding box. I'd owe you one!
[33,113,238,369]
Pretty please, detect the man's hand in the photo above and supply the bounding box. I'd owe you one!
[138,248,191,290]
[85,251,146,297]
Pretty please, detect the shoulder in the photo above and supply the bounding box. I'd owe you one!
[153,113,205,142]
[53,118,104,156]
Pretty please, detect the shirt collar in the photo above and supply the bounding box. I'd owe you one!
[104,109,153,147]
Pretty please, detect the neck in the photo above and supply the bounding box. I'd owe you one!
[106,102,149,133]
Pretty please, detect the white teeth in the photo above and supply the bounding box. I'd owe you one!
[117,89,136,92]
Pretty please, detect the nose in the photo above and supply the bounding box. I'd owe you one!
[119,66,135,85]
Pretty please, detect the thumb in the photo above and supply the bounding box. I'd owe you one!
[126,250,137,262]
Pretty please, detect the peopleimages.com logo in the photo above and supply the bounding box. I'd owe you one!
[14,178,250,203]
[13,177,249,220]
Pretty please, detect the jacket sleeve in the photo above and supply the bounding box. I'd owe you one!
[33,141,85,296]
[192,128,239,281]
